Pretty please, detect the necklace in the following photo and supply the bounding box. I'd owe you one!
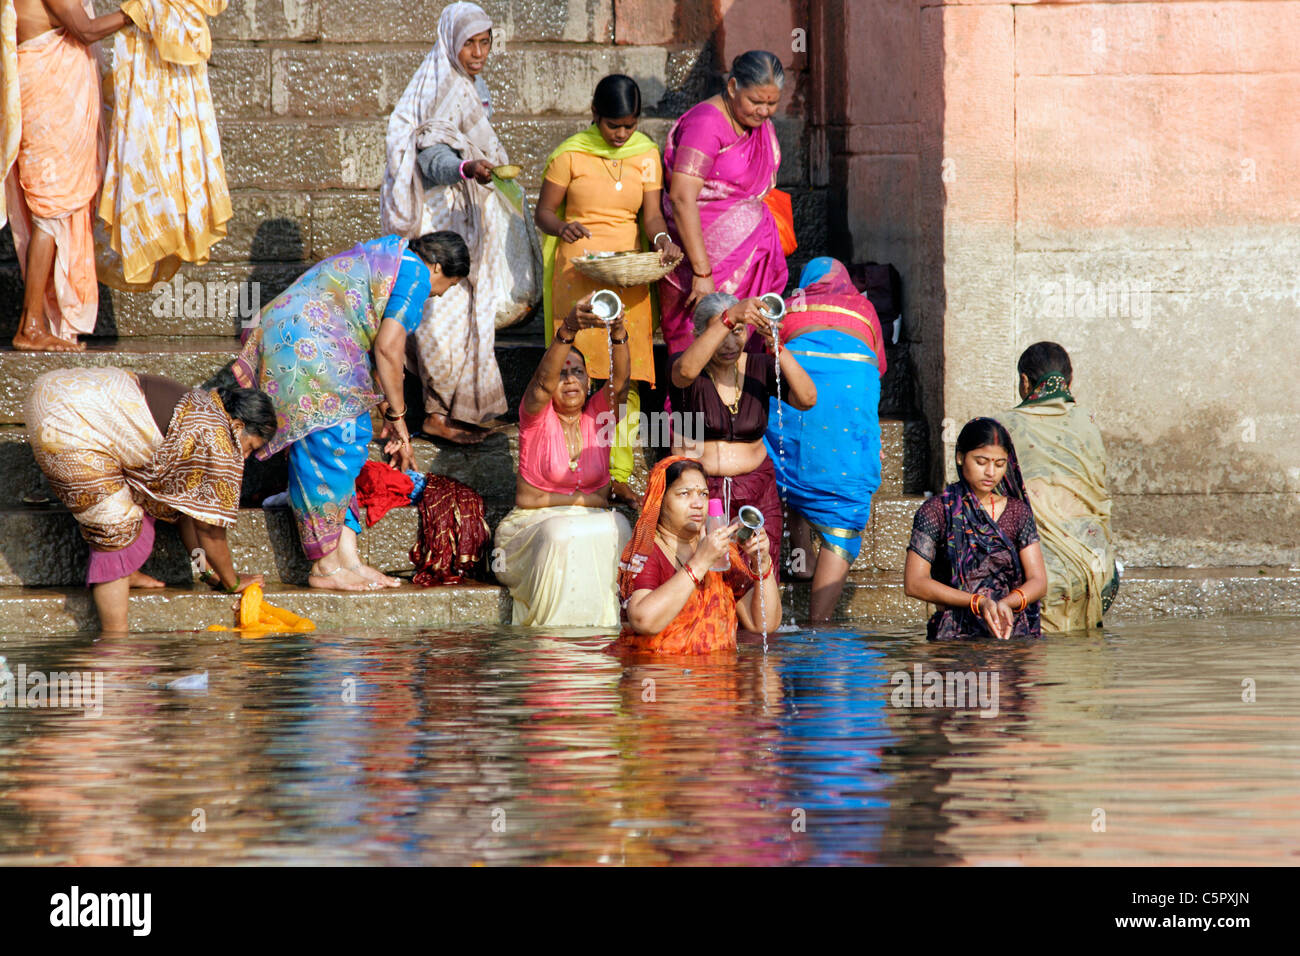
[602,157,624,192]
[655,531,688,569]
[558,411,583,471]
[706,359,742,415]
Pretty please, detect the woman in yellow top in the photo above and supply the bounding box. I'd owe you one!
[535,74,681,508]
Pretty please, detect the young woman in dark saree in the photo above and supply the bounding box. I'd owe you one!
[903,418,1048,641]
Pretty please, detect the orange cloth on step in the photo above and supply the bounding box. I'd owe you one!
[208,584,315,635]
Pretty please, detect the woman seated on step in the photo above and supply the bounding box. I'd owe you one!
[232,231,469,591]
[768,257,888,624]
[1001,342,1119,631]
[903,417,1047,641]
[25,368,276,633]
[670,291,817,564]
[617,456,780,654]
[493,293,632,626]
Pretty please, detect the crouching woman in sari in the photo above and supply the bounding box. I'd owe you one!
[1002,342,1119,631]
[903,418,1048,641]
[233,232,468,590]
[493,294,632,626]
[26,367,276,632]
[618,456,780,654]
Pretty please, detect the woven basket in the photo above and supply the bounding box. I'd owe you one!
[572,251,682,287]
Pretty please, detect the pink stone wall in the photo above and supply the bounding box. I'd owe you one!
[833,0,1300,564]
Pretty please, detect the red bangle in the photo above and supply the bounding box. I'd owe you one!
[682,563,702,587]
[1011,587,1027,613]
[719,310,737,330]
[750,556,773,581]
[969,592,983,617]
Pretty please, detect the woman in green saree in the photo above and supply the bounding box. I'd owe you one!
[1001,342,1119,631]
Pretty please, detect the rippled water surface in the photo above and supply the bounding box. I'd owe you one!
[1,619,1297,865]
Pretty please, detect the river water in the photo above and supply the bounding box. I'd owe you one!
[1,618,1296,865]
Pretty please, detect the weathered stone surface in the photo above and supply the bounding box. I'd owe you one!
[219,120,386,190]
[1016,1,1300,78]
[614,0,713,46]
[208,44,272,117]
[211,0,320,42]
[0,583,510,635]
[1112,493,1300,569]
[830,0,918,127]
[486,47,670,115]
[489,117,672,190]
[864,495,917,574]
[716,0,808,70]
[0,339,240,423]
[270,47,427,118]
[315,0,612,44]
[214,192,313,263]
[310,192,383,258]
[1106,567,1300,622]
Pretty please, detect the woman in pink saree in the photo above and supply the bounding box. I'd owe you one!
[659,50,787,353]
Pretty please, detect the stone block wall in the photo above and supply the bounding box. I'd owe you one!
[826,0,1300,567]
[1,0,831,334]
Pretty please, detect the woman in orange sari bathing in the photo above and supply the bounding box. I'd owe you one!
[618,455,780,654]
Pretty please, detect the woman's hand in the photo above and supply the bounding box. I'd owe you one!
[654,233,682,264]
[693,520,739,572]
[560,221,593,243]
[568,293,614,330]
[234,574,264,593]
[976,593,1013,640]
[468,159,494,184]
[685,272,715,313]
[740,526,770,576]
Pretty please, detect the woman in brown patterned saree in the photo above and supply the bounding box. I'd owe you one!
[25,367,276,632]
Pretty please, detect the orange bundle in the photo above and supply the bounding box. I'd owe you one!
[208,584,315,636]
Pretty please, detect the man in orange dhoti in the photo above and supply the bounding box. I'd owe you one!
[1,0,129,351]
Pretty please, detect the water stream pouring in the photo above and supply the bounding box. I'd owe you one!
[760,291,789,617]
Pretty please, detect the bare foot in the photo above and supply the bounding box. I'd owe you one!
[349,564,401,588]
[420,413,487,445]
[12,326,85,352]
[128,571,165,588]
[308,565,375,591]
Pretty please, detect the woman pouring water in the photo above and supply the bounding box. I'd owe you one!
[670,292,816,563]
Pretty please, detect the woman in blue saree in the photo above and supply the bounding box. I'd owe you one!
[765,257,887,622]
[904,418,1047,641]
[233,231,469,590]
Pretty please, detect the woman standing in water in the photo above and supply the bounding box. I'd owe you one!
[903,418,1047,641]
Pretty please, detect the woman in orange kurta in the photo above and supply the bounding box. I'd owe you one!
[617,456,780,654]
[536,75,680,507]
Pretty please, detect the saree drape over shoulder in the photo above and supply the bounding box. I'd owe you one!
[26,367,244,580]
[96,0,232,289]
[0,3,105,342]
[659,101,786,352]
[233,236,413,558]
[381,1,539,424]
[766,258,887,564]
[908,434,1043,641]
[1003,392,1118,632]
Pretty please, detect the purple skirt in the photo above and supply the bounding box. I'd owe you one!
[86,514,156,585]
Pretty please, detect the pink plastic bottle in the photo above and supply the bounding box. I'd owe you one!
[706,498,729,571]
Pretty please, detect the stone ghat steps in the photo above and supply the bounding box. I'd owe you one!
[2,567,1297,635]
[0,486,923,587]
[0,416,925,508]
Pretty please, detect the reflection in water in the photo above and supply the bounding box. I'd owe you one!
[1,619,1297,864]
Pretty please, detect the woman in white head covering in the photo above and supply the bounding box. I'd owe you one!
[381,1,542,443]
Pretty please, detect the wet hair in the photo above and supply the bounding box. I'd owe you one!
[692,291,739,336]
[409,231,471,279]
[1017,341,1072,387]
[731,50,784,91]
[592,74,641,119]
[215,386,277,442]
[664,458,706,492]
[955,417,1013,462]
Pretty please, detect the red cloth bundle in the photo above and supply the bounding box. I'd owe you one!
[355,460,414,526]
[409,474,491,586]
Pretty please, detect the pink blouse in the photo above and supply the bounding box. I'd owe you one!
[518,389,613,495]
